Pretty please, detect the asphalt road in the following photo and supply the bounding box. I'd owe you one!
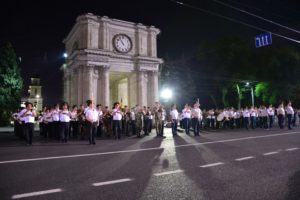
[0,127,300,200]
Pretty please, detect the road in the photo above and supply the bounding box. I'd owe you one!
[0,127,300,200]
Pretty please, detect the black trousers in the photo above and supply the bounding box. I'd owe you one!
[278,114,284,129]
[244,117,249,130]
[269,116,274,128]
[192,118,200,136]
[262,116,268,129]
[86,122,97,144]
[113,120,122,139]
[25,123,34,145]
[60,122,70,142]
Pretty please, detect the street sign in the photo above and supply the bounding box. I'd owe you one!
[255,32,272,48]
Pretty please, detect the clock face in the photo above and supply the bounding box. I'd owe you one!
[113,34,132,53]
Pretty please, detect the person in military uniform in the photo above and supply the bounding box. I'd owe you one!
[135,107,144,138]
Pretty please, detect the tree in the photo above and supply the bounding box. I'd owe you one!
[0,42,23,126]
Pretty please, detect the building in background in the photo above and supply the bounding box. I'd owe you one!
[62,13,163,108]
[21,77,43,111]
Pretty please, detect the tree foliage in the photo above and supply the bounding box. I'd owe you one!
[0,42,23,126]
[197,37,300,108]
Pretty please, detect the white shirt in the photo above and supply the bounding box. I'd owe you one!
[234,112,240,119]
[170,109,179,120]
[52,110,60,121]
[243,110,250,118]
[182,108,191,119]
[267,108,274,116]
[112,108,122,120]
[277,107,285,115]
[251,109,257,117]
[84,108,99,122]
[60,110,71,122]
[286,106,294,115]
[162,110,166,121]
[23,110,35,123]
[44,112,53,123]
[192,108,202,119]
[261,109,268,117]
[131,111,136,120]
[18,108,27,122]
[98,110,103,120]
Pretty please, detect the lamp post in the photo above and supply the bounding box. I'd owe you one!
[245,82,254,107]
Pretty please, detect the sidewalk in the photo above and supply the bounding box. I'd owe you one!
[0,126,40,133]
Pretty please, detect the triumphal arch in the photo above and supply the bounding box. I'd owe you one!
[62,13,163,108]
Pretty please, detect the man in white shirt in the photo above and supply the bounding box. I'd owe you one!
[21,102,36,145]
[112,102,123,139]
[170,104,179,136]
[52,104,60,140]
[191,102,202,136]
[286,101,294,130]
[182,104,191,135]
[59,102,71,143]
[267,105,274,128]
[243,107,250,130]
[277,103,285,129]
[261,106,269,129]
[84,100,99,144]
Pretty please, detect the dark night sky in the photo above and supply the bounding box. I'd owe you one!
[1,0,300,105]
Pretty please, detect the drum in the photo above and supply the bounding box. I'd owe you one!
[217,113,224,122]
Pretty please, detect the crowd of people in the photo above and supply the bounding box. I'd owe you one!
[12,99,298,145]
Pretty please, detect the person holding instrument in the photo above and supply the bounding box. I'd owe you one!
[21,102,36,145]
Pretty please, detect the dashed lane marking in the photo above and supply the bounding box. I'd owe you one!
[11,188,63,199]
[235,156,255,161]
[92,178,134,187]
[1,131,299,165]
[285,147,299,151]
[154,169,184,176]
[263,151,279,156]
[200,162,224,168]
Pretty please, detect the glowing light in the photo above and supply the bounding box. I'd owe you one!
[161,88,173,100]
[63,53,68,58]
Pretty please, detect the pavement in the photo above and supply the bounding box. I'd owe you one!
[0,127,300,200]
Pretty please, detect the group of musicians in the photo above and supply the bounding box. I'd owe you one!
[13,100,167,145]
[13,99,297,145]
[179,101,297,133]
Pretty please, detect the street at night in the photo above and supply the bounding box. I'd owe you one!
[1,0,300,199]
[0,128,300,200]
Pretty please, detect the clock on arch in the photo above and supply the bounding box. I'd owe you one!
[113,34,132,53]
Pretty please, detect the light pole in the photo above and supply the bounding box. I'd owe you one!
[245,82,254,107]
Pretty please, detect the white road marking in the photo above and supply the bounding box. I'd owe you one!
[11,188,63,199]
[1,131,300,165]
[263,151,279,156]
[154,169,184,176]
[235,156,255,161]
[285,147,299,151]
[200,162,224,168]
[92,178,133,186]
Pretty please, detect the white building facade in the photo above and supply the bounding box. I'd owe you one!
[62,13,163,108]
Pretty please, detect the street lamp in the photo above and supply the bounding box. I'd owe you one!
[63,53,68,58]
[245,82,254,107]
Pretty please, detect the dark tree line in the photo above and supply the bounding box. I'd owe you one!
[0,42,23,126]
[160,37,300,109]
